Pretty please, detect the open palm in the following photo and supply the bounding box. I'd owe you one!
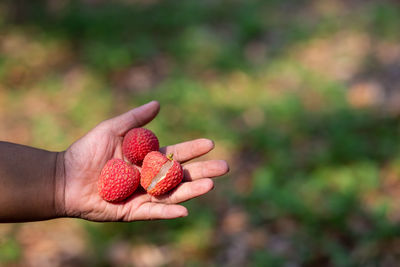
[59,101,228,222]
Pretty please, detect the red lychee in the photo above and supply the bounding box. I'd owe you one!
[98,158,140,202]
[122,128,159,165]
[141,151,184,196]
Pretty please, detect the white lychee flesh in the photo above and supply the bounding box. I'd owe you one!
[146,160,175,191]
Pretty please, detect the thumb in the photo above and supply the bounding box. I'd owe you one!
[103,101,160,136]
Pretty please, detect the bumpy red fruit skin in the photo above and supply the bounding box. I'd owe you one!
[98,158,140,202]
[122,128,159,165]
[141,151,183,196]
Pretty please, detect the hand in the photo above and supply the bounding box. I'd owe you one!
[57,101,229,222]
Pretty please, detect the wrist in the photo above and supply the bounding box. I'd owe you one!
[54,151,67,218]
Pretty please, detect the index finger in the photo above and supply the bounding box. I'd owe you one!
[159,138,214,163]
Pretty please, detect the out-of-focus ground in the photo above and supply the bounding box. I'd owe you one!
[0,0,400,266]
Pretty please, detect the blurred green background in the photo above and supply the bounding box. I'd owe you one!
[0,0,400,266]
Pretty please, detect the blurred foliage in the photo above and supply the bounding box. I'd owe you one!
[1,0,400,266]
[0,238,20,263]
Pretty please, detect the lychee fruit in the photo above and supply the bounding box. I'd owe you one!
[98,158,140,202]
[141,151,184,196]
[122,128,159,165]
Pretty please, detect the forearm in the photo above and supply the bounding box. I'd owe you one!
[0,141,65,222]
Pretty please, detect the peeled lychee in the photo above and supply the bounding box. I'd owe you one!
[141,151,184,196]
[98,158,140,202]
[122,128,159,165]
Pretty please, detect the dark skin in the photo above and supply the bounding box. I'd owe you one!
[0,101,229,222]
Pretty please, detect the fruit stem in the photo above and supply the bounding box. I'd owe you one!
[167,153,174,161]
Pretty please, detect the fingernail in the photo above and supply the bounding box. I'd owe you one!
[180,208,189,217]
[205,139,215,149]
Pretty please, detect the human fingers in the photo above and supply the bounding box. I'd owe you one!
[151,178,214,204]
[159,138,214,163]
[183,160,229,181]
[130,202,188,220]
[100,101,160,136]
